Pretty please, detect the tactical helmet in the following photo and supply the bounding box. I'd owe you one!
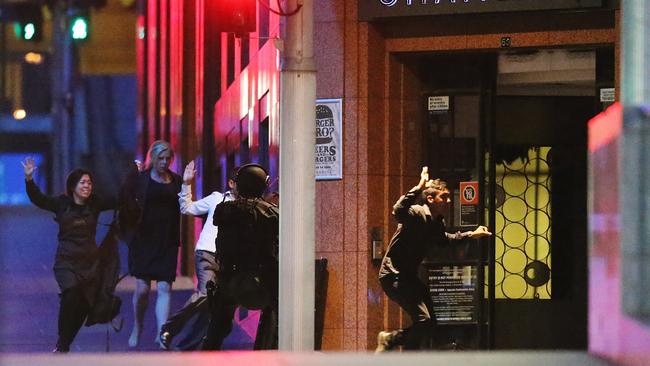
[235,164,269,198]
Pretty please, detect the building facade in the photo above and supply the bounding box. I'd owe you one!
[136,1,650,361]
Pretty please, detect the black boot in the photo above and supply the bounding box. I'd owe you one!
[52,340,70,353]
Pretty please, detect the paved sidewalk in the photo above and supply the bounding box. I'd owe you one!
[0,205,255,352]
[0,351,618,366]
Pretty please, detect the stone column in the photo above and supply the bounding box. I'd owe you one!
[278,0,317,351]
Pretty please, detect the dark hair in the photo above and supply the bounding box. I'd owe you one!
[420,178,447,203]
[228,166,240,181]
[66,169,93,197]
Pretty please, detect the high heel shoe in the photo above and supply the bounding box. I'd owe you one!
[159,331,172,350]
[52,343,70,353]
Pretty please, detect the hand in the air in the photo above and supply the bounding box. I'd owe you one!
[183,160,196,184]
[417,166,429,189]
[134,160,143,172]
[21,157,37,180]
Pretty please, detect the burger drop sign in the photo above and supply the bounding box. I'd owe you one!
[315,99,343,180]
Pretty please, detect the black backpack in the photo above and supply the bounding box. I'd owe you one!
[214,197,279,269]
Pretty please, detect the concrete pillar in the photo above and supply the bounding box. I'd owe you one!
[278,0,316,351]
[621,0,650,321]
[51,1,75,193]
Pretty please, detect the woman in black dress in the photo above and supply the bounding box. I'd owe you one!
[120,140,182,347]
[22,157,115,352]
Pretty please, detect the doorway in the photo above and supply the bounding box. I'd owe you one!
[396,47,610,349]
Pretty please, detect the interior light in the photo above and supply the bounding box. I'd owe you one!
[24,52,43,64]
[13,109,27,120]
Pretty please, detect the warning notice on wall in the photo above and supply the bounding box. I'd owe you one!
[428,96,450,111]
[427,265,478,324]
[315,99,343,180]
[459,181,479,226]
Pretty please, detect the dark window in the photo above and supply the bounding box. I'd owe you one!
[259,117,270,171]
[22,57,51,114]
[227,151,236,185]
[258,1,269,50]
[240,117,250,163]
[227,33,235,86]
[241,36,250,70]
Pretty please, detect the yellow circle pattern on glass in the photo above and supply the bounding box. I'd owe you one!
[503,249,527,273]
[495,236,505,260]
[495,211,505,234]
[505,157,526,171]
[502,275,528,299]
[525,157,549,175]
[503,172,527,196]
[490,146,553,300]
[525,184,550,209]
[524,236,550,260]
[525,210,550,234]
[503,223,527,248]
[503,197,527,222]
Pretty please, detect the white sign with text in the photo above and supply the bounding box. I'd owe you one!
[315,99,343,180]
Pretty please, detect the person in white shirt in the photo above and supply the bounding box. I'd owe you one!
[159,161,237,350]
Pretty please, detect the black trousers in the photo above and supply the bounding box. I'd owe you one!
[379,273,436,350]
[161,250,217,350]
[203,269,278,350]
[57,285,91,351]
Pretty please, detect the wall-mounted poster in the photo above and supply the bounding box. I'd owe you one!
[459,181,479,226]
[315,99,343,180]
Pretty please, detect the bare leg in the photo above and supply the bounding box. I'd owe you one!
[129,279,151,347]
[155,281,172,341]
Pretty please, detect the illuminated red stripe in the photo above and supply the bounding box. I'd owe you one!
[588,102,622,152]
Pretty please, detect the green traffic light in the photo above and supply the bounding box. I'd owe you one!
[71,17,88,40]
[13,22,38,41]
[23,23,36,40]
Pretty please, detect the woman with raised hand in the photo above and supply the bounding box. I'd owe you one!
[119,140,182,348]
[22,157,116,352]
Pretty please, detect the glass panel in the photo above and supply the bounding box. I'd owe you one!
[485,146,552,299]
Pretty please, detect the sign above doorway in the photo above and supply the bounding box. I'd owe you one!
[359,0,603,21]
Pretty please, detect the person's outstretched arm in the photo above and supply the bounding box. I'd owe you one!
[22,157,59,213]
[178,160,219,216]
[445,226,492,240]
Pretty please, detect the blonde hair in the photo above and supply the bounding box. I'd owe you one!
[145,140,174,170]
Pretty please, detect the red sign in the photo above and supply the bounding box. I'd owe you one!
[460,182,479,205]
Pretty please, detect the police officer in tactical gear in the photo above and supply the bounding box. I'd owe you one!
[203,164,279,350]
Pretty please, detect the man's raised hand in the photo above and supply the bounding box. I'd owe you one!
[416,166,429,190]
[183,160,196,184]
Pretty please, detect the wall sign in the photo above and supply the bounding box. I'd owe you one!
[359,0,603,21]
[600,88,615,103]
[459,181,479,226]
[427,264,478,324]
[428,96,450,111]
[315,99,343,180]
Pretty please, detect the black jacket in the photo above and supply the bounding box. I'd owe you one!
[25,179,116,292]
[118,167,182,243]
[379,188,466,279]
[213,197,279,270]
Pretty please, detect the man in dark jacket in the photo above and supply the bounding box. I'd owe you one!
[376,167,491,352]
[203,164,279,350]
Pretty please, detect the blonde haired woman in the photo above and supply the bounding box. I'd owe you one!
[120,140,182,348]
